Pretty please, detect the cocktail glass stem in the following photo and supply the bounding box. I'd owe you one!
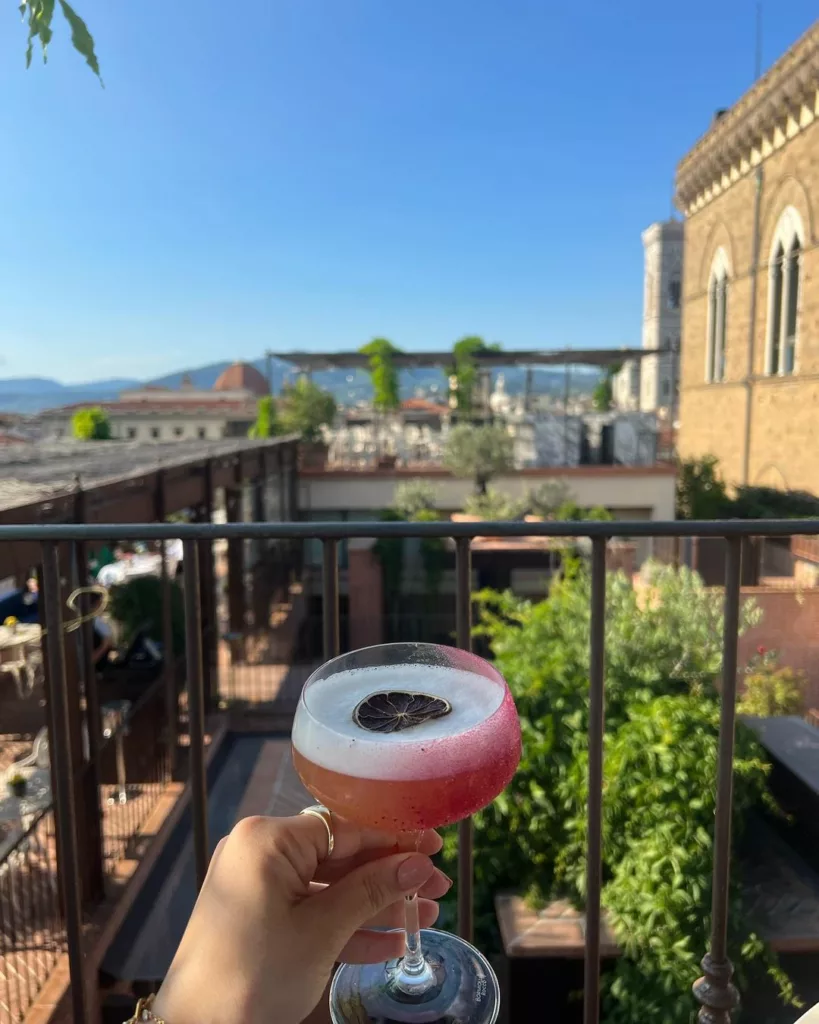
[392,892,437,995]
[392,833,436,997]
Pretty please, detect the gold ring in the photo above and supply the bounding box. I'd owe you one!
[299,804,335,859]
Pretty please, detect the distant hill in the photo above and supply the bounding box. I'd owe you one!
[0,377,141,414]
[0,357,602,416]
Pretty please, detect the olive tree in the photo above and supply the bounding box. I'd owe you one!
[443,424,514,494]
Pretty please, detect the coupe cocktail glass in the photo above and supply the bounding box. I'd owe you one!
[292,642,521,1024]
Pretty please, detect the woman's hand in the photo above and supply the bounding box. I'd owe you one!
[153,813,449,1024]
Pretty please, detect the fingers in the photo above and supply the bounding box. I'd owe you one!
[297,851,436,955]
[337,929,406,964]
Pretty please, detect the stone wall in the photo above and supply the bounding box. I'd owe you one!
[678,109,819,492]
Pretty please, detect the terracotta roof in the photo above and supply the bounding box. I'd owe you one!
[40,399,256,418]
[401,398,446,413]
[213,362,269,397]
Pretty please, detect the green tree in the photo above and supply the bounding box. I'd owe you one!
[20,0,101,80]
[278,378,336,444]
[248,396,279,439]
[393,480,438,519]
[359,338,402,411]
[448,336,500,415]
[72,406,112,440]
[440,564,795,1022]
[462,488,525,519]
[676,455,729,519]
[443,424,513,494]
[592,374,613,411]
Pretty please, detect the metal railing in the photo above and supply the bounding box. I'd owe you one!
[2,517,819,1024]
[0,807,63,1024]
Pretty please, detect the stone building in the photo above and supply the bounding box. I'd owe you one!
[675,21,819,493]
[613,220,683,416]
[39,361,268,442]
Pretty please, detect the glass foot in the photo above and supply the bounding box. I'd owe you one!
[330,929,500,1023]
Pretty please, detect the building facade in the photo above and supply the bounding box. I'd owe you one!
[675,21,819,493]
[38,362,267,443]
[613,220,683,416]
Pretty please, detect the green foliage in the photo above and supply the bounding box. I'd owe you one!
[440,564,793,1021]
[71,406,112,441]
[525,480,575,518]
[248,396,279,439]
[414,508,447,595]
[553,500,614,522]
[393,480,438,519]
[730,485,819,520]
[675,455,730,519]
[676,456,819,520]
[592,375,613,412]
[359,338,402,411]
[20,0,101,80]
[462,488,525,520]
[107,574,186,655]
[739,648,805,717]
[448,336,500,414]
[278,378,336,444]
[372,509,404,607]
[443,424,514,493]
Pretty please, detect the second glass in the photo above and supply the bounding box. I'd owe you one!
[292,642,521,1024]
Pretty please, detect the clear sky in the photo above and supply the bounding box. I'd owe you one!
[0,1,815,383]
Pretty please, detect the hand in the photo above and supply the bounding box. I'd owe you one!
[152,813,450,1024]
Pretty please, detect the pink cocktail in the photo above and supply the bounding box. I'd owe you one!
[292,642,521,1024]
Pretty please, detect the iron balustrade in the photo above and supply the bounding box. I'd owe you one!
[2,517,819,1024]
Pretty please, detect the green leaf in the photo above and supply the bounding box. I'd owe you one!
[57,0,101,80]
[21,0,55,67]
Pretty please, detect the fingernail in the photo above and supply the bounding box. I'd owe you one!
[438,870,453,891]
[397,854,435,891]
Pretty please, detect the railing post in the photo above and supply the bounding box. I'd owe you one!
[41,541,89,1024]
[183,539,209,891]
[584,537,607,1024]
[454,537,474,943]
[693,536,742,1023]
[322,538,340,660]
[156,469,178,778]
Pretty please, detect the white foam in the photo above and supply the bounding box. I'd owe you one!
[292,664,505,779]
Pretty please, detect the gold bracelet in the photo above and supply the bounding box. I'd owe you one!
[124,995,166,1024]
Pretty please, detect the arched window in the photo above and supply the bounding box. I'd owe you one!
[766,207,803,375]
[706,249,729,383]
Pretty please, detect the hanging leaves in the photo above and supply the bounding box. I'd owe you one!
[19,0,102,81]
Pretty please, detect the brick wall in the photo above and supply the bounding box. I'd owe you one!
[678,112,819,492]
[736,586,819,708]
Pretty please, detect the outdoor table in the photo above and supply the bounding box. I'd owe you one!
[0,622,42,698]
[0,767,52,860]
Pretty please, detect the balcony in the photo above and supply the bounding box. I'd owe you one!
[0,437,818,1024]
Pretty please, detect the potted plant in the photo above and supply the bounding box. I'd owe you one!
[443,424,514,497]
[524,481,575,522]
[278,378,337,467]
[7,772,27,799]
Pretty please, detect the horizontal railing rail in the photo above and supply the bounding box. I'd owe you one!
[3,517,818,1024]
[0,518,819,540]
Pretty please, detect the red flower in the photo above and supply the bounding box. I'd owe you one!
[757,645,767,656]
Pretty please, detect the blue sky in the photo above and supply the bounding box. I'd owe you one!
[0,2,815,383]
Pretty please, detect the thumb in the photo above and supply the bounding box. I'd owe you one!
[299,852,435,950]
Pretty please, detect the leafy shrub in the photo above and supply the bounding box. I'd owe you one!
[279,378,336,443]
[393,480,438,519]
[525,480,575,518]
[443,424,514,494]
[72,406,112,441]
[248,396,279,439]
[462,488,525,520]
[359,338,402,411]
[739,648,805,717]
[447,336,500,414]
[440,564,796,1021]
[554,500,614,522]
[107,574,186,655]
